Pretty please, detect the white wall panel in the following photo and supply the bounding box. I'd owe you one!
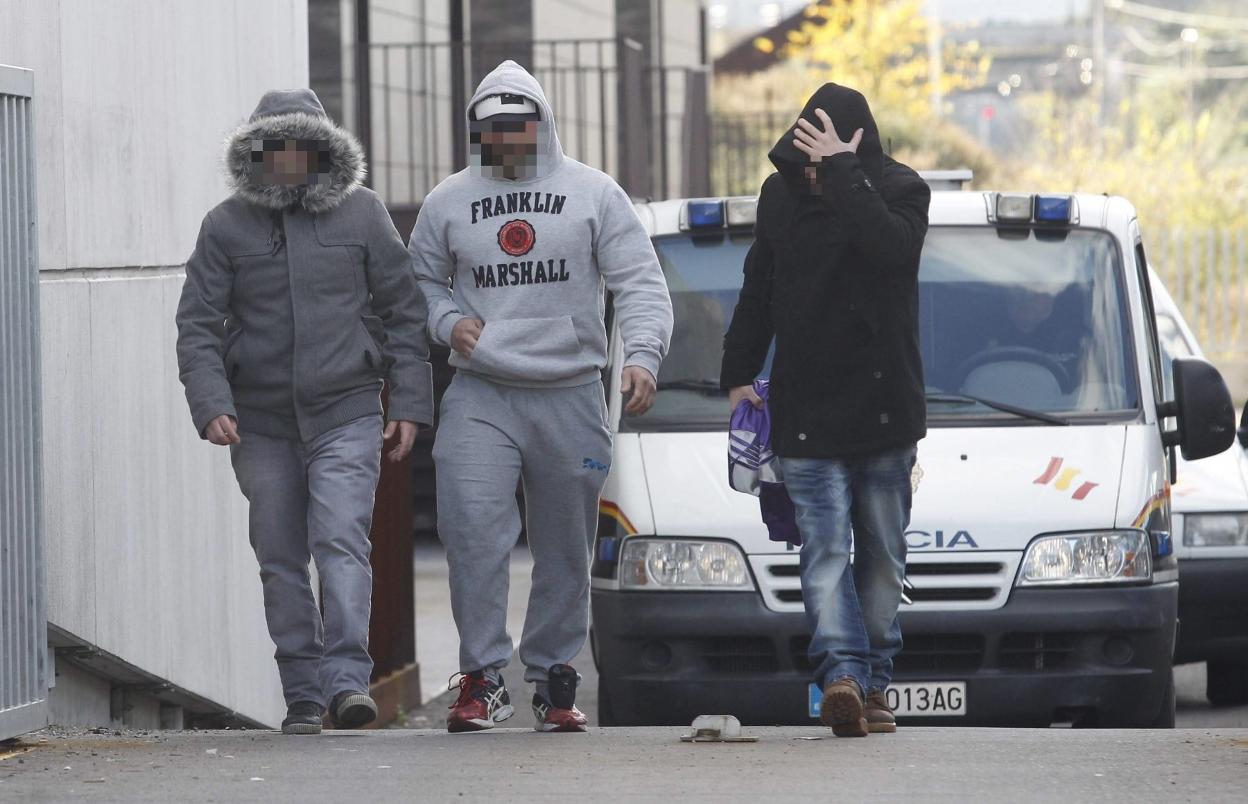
[533,0,614,41]
[13,0,305,728]
[0,0,68,270]
[38,278,96,644]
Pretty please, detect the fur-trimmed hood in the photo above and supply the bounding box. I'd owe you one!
[225,89,366,213]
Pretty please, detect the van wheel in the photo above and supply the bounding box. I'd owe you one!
[597,676,618,727]
[1206,660,1248,707]
[1150,671,1176,728]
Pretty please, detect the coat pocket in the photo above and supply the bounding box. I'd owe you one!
[224,328,246,381]
[459,316,586,383]
[358,319,382,369]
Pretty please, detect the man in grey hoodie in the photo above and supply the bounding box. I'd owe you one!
[176,89,434,734]
[410,61,673,733]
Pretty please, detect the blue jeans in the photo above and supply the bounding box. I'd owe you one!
[781,444,916,695]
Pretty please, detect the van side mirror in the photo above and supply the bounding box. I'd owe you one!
[1159,357,1235,461]
[1239,402,1248,450]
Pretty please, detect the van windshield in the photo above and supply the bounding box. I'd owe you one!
[627,226,1139,431]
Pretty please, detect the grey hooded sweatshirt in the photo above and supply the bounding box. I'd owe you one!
[176,89,434,441]
[409,61,672,387]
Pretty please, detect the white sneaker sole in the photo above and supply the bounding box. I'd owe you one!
[452,704,515,732]
[533,709,589,733]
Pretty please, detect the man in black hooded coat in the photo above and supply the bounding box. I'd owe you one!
[720,84,931,737]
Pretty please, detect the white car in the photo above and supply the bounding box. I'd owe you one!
[589,185,1235,728]
[1151,278,1248,706]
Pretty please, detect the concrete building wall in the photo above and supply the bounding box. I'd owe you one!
[0,0,310,729]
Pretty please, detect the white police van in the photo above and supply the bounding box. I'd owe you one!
[590,180,1236,728]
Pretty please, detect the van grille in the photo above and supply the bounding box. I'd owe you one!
[697,637,778,674]
[998,633,1076,671]
[750,552,1021,613]
[792,634,986,675]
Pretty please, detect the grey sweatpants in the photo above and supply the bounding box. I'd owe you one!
[433,373,612,684]
[230,415,384,706]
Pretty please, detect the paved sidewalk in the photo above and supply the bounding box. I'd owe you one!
[3,726,1246,802]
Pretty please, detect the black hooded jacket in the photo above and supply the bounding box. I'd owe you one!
[720,84,931,458]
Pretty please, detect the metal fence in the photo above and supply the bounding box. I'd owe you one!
[364,37,707,206]
[0,64,48,741]
[711,110,791,198]
[1151,228,1247,360]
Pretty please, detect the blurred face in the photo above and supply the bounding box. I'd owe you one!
[471,120,541,180]
[254,139,329,186]
[803,165,822,193]
[1007,287,1058,334]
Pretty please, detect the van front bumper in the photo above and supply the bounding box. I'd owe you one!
[1175,556,1248,664]
[591,582,1177,727]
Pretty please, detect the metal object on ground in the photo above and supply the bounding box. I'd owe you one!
[680,715,759,743]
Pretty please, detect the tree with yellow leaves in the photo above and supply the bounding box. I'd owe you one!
[712,0,993,194]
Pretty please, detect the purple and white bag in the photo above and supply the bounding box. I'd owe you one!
[728,379,801,546]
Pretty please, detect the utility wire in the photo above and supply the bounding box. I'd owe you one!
[1105,0,1248,32]
[1110,57,1248,79]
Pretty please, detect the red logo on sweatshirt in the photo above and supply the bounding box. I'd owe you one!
[498,219,536,257]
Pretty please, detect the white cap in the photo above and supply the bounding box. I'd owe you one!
[473,93,538,120]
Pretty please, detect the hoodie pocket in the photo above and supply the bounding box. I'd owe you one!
[461,316,585,383]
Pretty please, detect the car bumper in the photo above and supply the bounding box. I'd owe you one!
[1175,556,1248,663]
[592,582,1177,727]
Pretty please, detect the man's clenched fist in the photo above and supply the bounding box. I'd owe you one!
[205,414,241,445]
[728,384,764,412]
[621,366,657,415]
[451,318,485,359]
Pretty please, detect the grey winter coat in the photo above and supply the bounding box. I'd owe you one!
[176,89,434,441]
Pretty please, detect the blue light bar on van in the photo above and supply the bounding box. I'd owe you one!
[685,200,725,229]
[1034,194,1074,223]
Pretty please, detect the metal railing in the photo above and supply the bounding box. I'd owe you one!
[0,63,48,741]
[1152,228,1247,360]
[711,110,792,198]
[363,37,706,206]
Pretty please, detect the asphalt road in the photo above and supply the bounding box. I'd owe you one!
[4,726,1247,802]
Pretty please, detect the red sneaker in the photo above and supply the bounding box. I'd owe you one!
[532,663,588,733]
[532,694,589,732]
[446,671,513,733]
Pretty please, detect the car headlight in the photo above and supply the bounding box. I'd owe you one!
[1183,513,1248,547]
[619,539,754,591]
[1017,531,1151,586]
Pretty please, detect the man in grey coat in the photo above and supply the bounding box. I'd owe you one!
[176,89,434,734]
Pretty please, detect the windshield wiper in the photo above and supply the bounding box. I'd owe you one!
[925,392,1070,426]
[656,379,726,395]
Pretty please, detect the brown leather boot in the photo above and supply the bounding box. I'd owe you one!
[819,677,868,737]
[865,690,897,734]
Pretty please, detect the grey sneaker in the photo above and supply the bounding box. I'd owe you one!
[330,691,378,729]
[819,677,868,737]
[865,690,897,734]
[281,701,324,735]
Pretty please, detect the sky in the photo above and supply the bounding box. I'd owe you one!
[710,0,1094,31]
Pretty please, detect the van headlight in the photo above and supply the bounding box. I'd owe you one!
[1183,513,1248,547]
[1016,531,1151,586]
[619,539,754,591]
